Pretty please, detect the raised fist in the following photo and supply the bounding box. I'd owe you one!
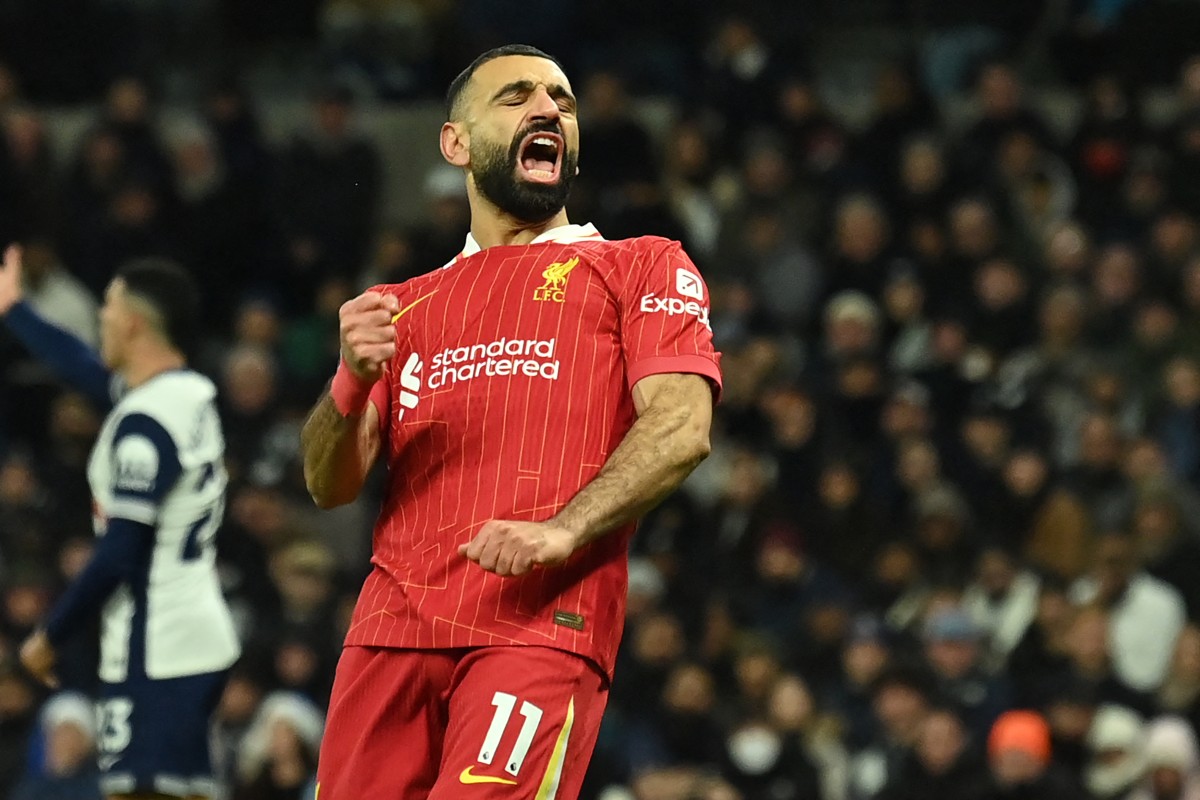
[0,245,25,315]
[339,291,400,382]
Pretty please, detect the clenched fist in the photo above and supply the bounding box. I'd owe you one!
[459,520,579,577]
[19,629,58,688]
[339,291,401,381]
[0,244,25,316]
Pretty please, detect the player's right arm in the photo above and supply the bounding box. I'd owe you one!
[300,290,399,509]
[21,412,181,686]
[0,244,113,410]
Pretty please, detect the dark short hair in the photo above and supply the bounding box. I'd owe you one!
[445,44,565,120]
[116,258,201,357]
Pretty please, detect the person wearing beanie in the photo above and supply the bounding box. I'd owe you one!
[1084,704,1146,799]
[921,607,1014,742]
[1127,716,1200,800]
[11,692,103,800]
[981,709,1087,800]
[234,691,323,800]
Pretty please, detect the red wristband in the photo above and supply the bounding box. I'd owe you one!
[330,359,375,416]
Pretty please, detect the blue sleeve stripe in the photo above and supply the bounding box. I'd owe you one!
[111,413,183,506]
[44,516,156,646]
[107,498,158,525]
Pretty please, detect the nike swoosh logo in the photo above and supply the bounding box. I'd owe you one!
[391,291,437,324]
[459,766,518,786]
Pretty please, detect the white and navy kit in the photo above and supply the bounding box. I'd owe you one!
[3,301,242,798]
[81,370,239,684]
[43,369,241,797]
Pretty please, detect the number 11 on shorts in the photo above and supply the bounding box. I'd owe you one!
[479,691,543,775]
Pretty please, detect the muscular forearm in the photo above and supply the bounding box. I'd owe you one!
[551,402,710,547]
[301,393,378,509]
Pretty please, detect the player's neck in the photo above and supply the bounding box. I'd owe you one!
[120,342,186,389]
[468,208,571,251]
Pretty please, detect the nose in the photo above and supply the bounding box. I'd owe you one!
[527,85,560,124]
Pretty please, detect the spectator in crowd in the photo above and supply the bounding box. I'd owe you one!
[1160,627,1200,734]
[982,709,1086,800]
[849,667,932,799]
[406,163,470,270]
[1127,716,1200,800]
[0,667,38,799]
[234,691,323,800]
[959,64,1052,181]
[11,691,102,800]
[319,0,436,99]
[826,615,893,751]
[1062,603,1155,715]
[962,546,1040,672]
[272,81,381,312]
[761,672,850,800]
[877,706,989,800]
[1071,532,1187,694]
[921,607,1014,740]
[165,119,263,330]
[1083,703,1146,799]
[4,106,60,240]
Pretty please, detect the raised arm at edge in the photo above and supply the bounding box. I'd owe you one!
[3,301,113,410]
[300,391,383,509]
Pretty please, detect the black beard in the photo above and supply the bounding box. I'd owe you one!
[472,126,577,223]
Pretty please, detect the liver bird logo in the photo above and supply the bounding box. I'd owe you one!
[542,256,579,287]
[533,256,580,302]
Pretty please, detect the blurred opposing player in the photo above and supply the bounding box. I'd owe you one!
[301,44,721,798]
[0,246,239,800]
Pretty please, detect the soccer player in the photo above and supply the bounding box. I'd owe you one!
[301,44,722,798]
[0,246,240,800]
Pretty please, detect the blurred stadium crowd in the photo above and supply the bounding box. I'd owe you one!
[8,1,1200,799]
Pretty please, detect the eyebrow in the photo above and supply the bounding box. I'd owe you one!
[490,80,576,109]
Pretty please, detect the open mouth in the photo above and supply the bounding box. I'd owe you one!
[517,131,563,184]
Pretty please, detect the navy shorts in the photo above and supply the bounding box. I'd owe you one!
[96,670,229,797]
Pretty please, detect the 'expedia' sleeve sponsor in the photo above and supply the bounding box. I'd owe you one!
[617,238,722,398]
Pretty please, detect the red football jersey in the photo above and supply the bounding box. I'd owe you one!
[343,224,722,678]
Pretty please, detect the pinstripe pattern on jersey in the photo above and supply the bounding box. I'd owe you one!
[346,231,721,678]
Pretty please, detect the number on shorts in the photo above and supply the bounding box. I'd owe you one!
[98,697,134,755]
[478,691,544,776]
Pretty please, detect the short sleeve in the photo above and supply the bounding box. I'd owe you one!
[369,373,391,436]
[108,413,183,525]
[617,240,723,398]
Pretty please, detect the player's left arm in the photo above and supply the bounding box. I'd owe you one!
[19,413,180,686]
[462,239,720,577]
[460,373,712,576]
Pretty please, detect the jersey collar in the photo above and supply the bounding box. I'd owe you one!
[459,223,603,259]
